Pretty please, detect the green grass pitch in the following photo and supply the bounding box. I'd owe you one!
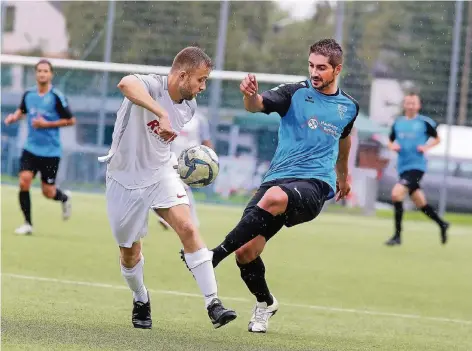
[1,185,471,350]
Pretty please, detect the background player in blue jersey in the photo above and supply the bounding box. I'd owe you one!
[385,93,449,246]
[4,59,76,235]
[182,39,359,333]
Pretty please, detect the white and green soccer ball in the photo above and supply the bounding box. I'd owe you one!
[177,145,219,188]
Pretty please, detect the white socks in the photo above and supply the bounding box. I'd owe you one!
[121,254,149,303]
[184,248,218,307]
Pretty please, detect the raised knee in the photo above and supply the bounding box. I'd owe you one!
[391,189,404,202]
[177,220,198,246]
[42,188,55,199]
[258,187,287,214]
[179,219,196,236]
[235,246,259,264]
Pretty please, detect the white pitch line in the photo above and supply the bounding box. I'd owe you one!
[3,273,471,326]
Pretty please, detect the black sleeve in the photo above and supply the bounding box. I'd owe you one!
[340,116,357,139]
[54,94,73,119]
[261,82,307,117]
[425,120,438,138]
[19,92,28,113]
[340,107,359,139]
[340,92,359,139]
[389,124,396,142]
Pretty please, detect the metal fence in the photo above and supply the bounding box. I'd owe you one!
[1,0,471,213]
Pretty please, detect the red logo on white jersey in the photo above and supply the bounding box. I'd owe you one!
[147,119,177,143]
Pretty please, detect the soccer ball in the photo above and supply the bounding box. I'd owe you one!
[177,145,219,188]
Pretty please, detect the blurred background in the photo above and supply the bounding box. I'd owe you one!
[1,3,472,350]
[1,0,472,215]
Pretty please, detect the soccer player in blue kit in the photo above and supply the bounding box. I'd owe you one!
[4,60,75,235]
[384,93,449,247]
[182,39,359,333]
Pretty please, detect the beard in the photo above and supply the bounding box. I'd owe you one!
[179,81,194,101]
[311,74,335,91]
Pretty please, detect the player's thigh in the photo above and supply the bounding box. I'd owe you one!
[391,183,408,201]
[235,235,267,264]
[241,183,272,219]
[243,183,286,241]
[150,174,202,248]
[38,156,60,186]
[18,150,37,189]
[279,179,330,227]
[396,170,424,200]
[105,178,150,248]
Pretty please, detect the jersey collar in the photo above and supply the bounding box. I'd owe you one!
[306,79,340,96]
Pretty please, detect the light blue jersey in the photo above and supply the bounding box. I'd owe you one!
[20,87,73,157]
[260,80,359,198]
[389,115,438,174]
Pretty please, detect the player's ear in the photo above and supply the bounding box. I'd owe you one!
[178,70,187,80]
[334,64,342,76]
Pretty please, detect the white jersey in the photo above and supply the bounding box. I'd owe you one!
[100,74,197,189]
[171,113,211,159]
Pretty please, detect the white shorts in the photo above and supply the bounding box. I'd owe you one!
[105,172,189,248]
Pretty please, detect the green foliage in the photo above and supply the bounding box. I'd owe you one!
[61,1,470,124]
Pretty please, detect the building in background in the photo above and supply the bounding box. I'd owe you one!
[2,0,69,57]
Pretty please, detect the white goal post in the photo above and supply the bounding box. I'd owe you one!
[0,54,307,84]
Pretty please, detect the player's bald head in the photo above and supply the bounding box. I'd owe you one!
[171,46,213,73]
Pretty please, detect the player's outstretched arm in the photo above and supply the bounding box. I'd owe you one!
[118,75,169,120]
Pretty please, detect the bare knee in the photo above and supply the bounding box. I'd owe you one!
[176,219,200,250]
[391,185,406,202]
[42,186,56,199]
[235,237,266,264]
[257,186,288,216]
[120,242,142,268]
[19,173,33,191]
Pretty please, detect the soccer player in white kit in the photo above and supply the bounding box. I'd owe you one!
[157,113,213,229]
[99,47,237,329]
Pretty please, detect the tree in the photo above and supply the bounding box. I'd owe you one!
[342,1,470,124]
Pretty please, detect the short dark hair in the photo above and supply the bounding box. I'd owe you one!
[405,91,421,100]
[171,46,213,72]
[35,59,53,72]
[309,39,343,67]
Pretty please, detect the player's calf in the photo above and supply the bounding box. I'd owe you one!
[120,244,151,328]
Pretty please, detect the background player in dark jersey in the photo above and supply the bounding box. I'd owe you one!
[385,93,449,246]
[182,39,359,333]
[4,59,76,235]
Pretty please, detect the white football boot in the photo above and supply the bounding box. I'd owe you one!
[62,190,72,220]
[248,295,279,333]
[14,223,33,235]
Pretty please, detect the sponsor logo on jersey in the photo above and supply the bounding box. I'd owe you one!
[147,119,177,144]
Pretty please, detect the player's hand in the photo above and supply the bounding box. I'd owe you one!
[335,179,351,202]
[240,73,258,97]
[389,142,401,152]
[157,115,176,142]
[32,116,50,129]
[417,145,428,153]
[4,114,16,125]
